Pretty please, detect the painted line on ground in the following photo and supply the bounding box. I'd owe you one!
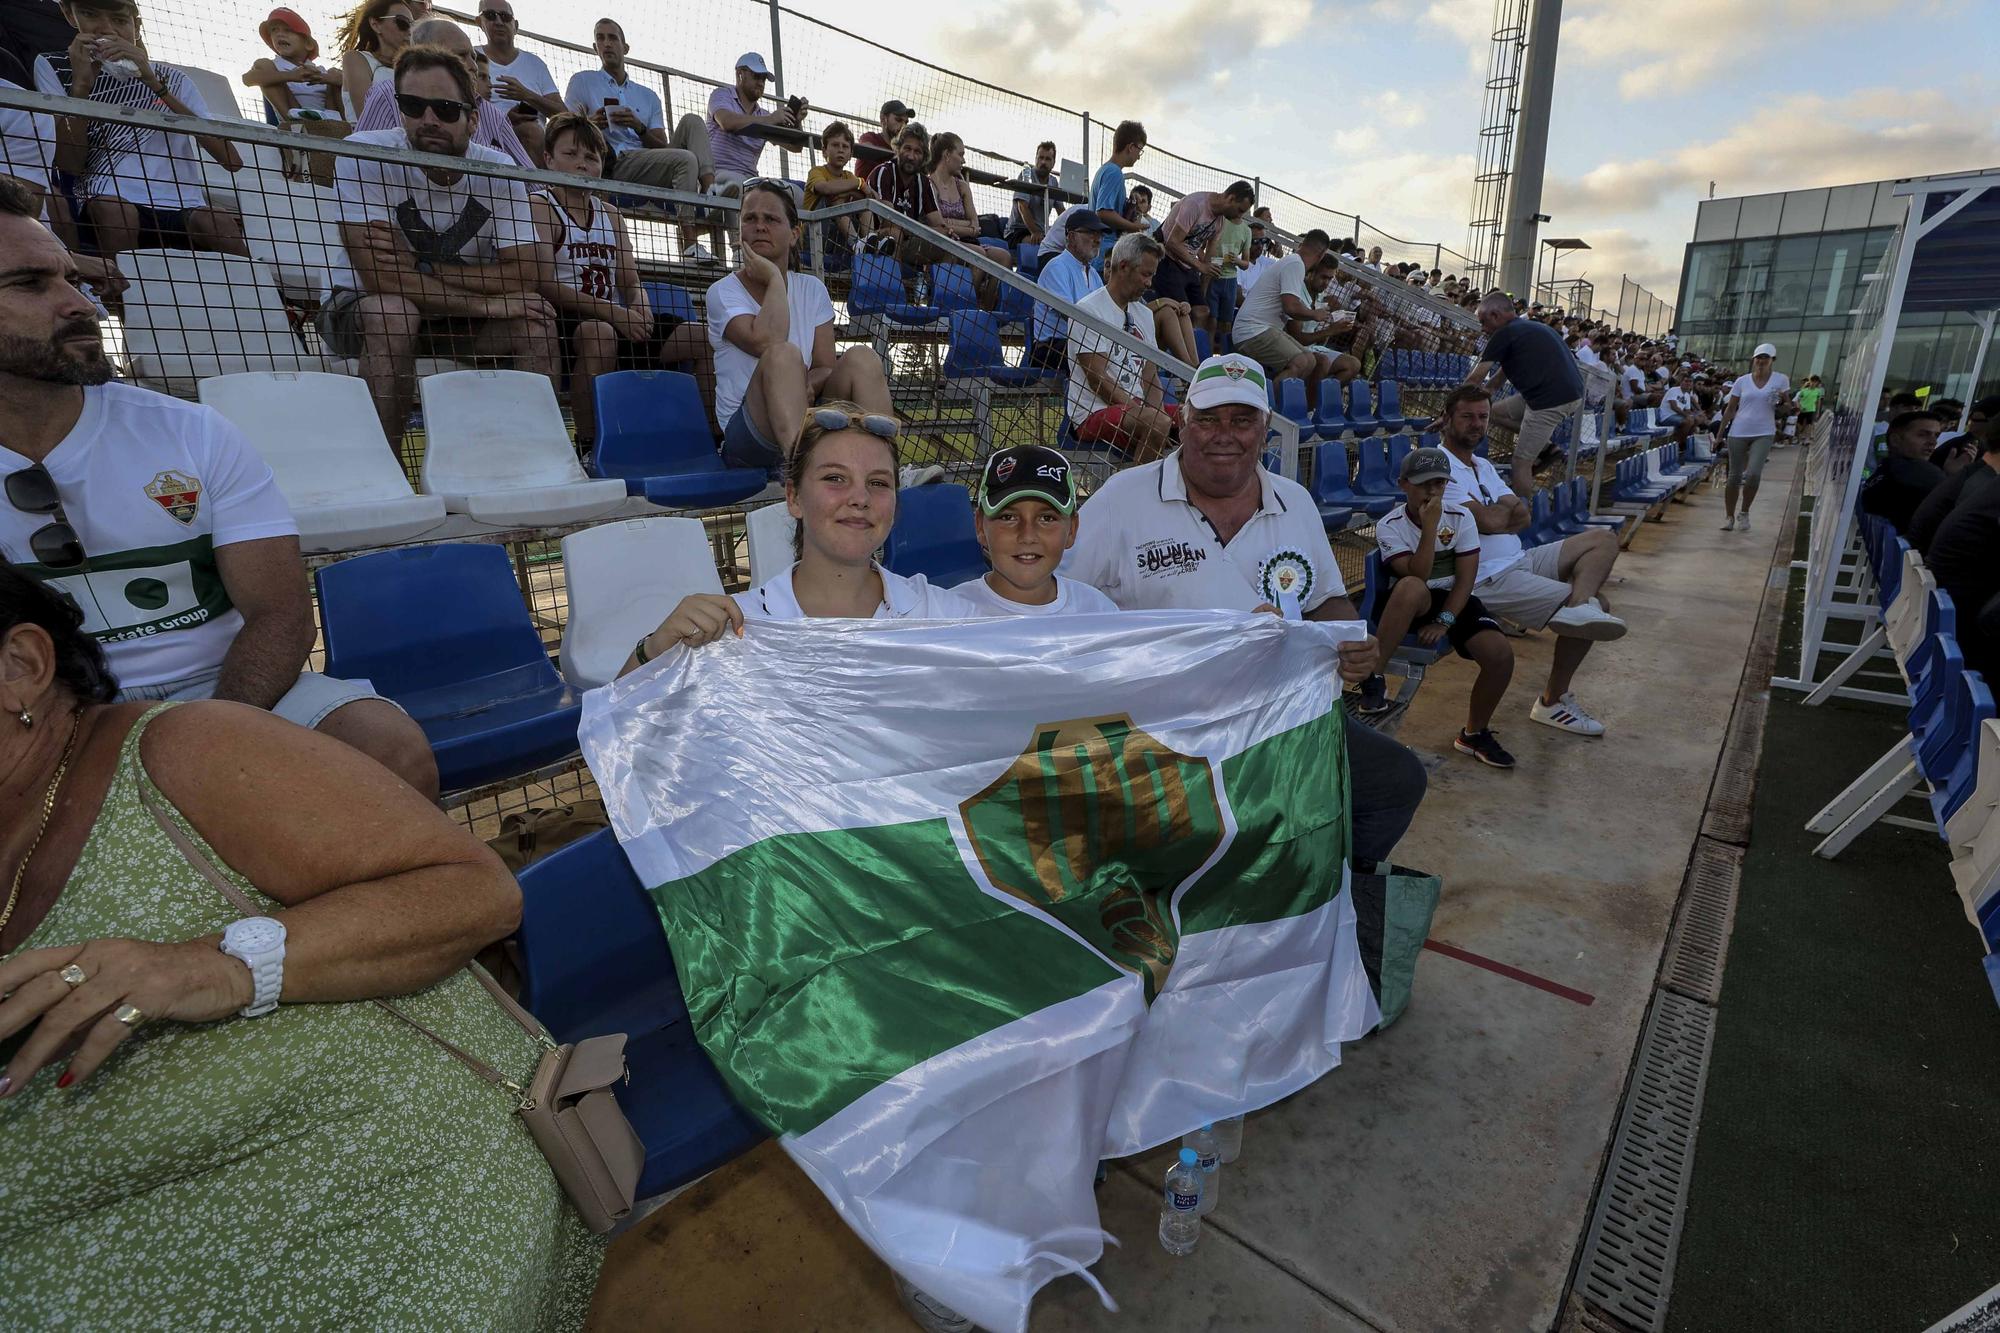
[1423,938,1597,1006]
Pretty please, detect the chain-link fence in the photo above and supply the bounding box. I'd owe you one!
[1615,275,1675,339]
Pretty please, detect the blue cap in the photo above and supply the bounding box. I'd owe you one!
[1179,1148,1199,1166]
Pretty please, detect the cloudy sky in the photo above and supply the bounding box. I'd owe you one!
[141,0,1998,317]
[772,0,1999,308]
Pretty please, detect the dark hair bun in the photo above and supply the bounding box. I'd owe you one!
[0,563,119,704]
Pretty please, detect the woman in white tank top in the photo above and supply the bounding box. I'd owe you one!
[530,113,715,452]
[334,0,412,121]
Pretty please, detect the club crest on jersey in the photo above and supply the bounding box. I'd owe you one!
[145,470,202,525]
[1258,550,1314,604]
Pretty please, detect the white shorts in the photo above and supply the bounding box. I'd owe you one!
[1474,541,1573,629]
[118,669,390,730]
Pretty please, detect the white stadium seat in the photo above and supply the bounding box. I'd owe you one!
[746,500,797,586]
[198,370,447,553]
[417,370,627,527]
[121,249,312,393]
[559,517,724,691]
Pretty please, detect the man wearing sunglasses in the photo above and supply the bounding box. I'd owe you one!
[323,46,556,444]
[350,18,532,168]
[0,180,439,798]
[475,0,557,120]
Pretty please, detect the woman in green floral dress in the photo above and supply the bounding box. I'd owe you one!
[0,567,603,1327]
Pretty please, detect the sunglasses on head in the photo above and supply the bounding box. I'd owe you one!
[396,92,474,123]
[5,464,86,569]
[811,408,899,440]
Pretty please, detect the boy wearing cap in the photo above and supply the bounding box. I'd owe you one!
[1359,447,1517,767]
[956,445,1121,616]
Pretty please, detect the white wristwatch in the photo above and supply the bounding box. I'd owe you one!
[220,918,287,1018]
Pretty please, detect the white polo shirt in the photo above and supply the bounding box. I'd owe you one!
[1061,451,1342,613]
[733,564,983,620]
[1438,447,1523,582]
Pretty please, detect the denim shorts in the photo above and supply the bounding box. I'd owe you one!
[721,402,785,470]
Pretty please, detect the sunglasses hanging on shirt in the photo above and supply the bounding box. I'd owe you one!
[4,463,87,570]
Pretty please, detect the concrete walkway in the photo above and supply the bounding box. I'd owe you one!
[585,449,1799,1333]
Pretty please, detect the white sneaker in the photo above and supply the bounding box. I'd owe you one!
[1720,516,1735,531]
[1739,512,1752,533]
[684,241,718,265]
[1547,600,1628,641]
[1531,692,1607,737]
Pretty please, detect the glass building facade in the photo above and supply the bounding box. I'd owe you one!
[1675,176,1999,402]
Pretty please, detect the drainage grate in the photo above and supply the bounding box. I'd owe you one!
[1659,839,1743,1004]
[1571,991,1718,1332]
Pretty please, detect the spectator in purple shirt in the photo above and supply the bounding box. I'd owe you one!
[704,51,796,197]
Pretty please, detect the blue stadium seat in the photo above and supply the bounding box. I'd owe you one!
[1386,435,1413,483]
[1313,383,1350,438]
[1306,442,1358,529]
[590,371,770,508]
[944,311,1052,386]
[515,829,767,1199]
[1376,380,1406,433]
[929,262,981,315]
[882,484,987,587]
[1274,378,1314,437]
[642,281,697,326]
[994,274,1038,327]
[1930,671,1994,828]
[1353,437,1398,501]
[1015,243,1043,277]
[849,252,941,325]
[317,543,582,793]
[1347,380,1380,437]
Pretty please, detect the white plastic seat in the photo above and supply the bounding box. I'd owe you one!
[559,517,724,690]
[1642,446,1689,491]
[1885,558,1935,670]
[746,500,797,586]
[199,370,446,553]
[418,369,626,527]
[121,249,313,393]
[1948,720,2000,926]
[238,177,343,301]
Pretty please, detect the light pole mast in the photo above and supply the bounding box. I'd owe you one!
[1497,0,1561,295]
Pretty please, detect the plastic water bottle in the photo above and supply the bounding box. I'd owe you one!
[1215,1114,1244,1164]
[1158,1148,1203,1256]
[1183,1123,1221,1216]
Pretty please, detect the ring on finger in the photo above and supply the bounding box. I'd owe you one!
[58,964,88,988]
[113,1003,145,1027]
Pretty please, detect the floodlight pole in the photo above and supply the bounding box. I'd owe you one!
[1497,0,1561,296]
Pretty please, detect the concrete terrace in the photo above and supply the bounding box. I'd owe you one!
[586,449,1798,1332]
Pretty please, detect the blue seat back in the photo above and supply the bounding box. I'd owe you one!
[642,282,697,325]
[1193,328,1213,361]
[593,371,721,478]
[1386,436,1412,479]
[1940,672,1997,818]
[1529,490,1554,542]
[849,252,906,314]
[943,310,1006,379]
[1348,380,1377,421]
[318,544,551,697]
[1276,378,1311,429]
[1315,385,1349,433]
[515,828,689,1041]
[1361,550,1387,627]
[1378,380,1403,420]
[930,263,980,314]
[1311,442,1353,505]
[1355,437,1395,495]
[1015,243,1043,277]
[995,275,1037,325]
[882,484,984,586]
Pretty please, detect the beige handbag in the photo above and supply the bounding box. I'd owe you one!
[143,787,645,1234]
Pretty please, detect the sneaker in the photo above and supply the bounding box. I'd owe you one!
[1720,516,1735,531]
[894,1277,974,1333]
[1454,728,1517,768]
[684,241,719,266]
[1738,512,1752,533]
[1355,673,1392,715]
[1547,601,1628,641]
[1531,692,1607,737]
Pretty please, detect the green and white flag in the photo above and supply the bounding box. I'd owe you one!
[581,609,1377,1331]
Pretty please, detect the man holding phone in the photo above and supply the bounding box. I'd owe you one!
[563,16,721,261]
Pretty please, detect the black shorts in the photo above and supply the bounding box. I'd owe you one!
[1372,585,1503,660]
[1027,340,1067,376]
[554,312,690,371]
[70,196,195,252]
[1798,410,1817,425]
[1152,256,1204,306]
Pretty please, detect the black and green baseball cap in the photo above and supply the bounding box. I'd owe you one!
[977,445,1077,516]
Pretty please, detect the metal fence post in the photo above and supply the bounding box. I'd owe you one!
[1081,111,1091,179]
[767,0,789,181]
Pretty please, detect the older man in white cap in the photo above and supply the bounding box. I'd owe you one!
[1063,353,1429,865]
